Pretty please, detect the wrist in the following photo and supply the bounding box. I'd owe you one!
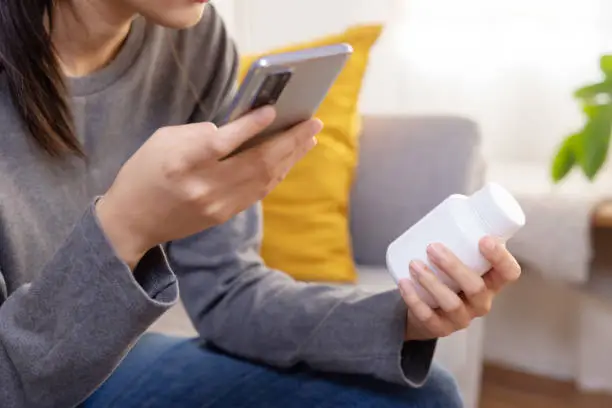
[95,196,152,270]
[405,330,425,342]
[405,329,419,342]
[404,314,429,342]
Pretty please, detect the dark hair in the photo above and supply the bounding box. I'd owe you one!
[0,0,83,157]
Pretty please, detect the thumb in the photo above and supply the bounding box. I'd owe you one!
[213,106,276,158]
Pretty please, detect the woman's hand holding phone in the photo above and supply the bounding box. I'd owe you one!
[96,106,322,269]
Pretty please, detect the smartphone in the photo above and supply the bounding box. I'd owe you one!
[222,43,353,156]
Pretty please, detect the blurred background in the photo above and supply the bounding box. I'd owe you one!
[210,1,612,406]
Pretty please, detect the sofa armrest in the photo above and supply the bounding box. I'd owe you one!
[350,115,484,267]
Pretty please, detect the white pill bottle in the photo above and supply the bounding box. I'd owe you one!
[386,182,526,308]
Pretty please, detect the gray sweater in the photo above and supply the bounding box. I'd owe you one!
[0,6,436,408]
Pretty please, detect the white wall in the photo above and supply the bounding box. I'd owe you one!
[212,0,410,115]
[216,0,395,52]
[210,0,236,34]
[217,0,612,165]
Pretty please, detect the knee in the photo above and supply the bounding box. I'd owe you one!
[419,365,463,408]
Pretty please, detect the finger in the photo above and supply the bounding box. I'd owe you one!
[480,236,522,293]
[229,134,318,205]
[259,118,323,163]
[409,261,471,330]
[226,126,318,190]
[427,243,489,304]
[269,133,318,183]
[213,106,277,157]
[226,118,321,180]
[224,117,320,166]
[463,292,493,318]
[399,280,452,336]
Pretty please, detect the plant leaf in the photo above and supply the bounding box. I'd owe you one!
[601,55,612,77]
[582,102,600,119]
[574,104,612,180]
[574,82,612,100]
[551,134,579,183]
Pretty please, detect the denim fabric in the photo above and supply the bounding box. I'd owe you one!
[82,333,462,408]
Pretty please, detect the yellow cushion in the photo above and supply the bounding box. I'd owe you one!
[238,25,383,282]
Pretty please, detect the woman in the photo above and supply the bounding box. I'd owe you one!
[0,1,521,407]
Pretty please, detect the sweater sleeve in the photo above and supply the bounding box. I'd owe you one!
[171,204,436,387]
[174,3,437,387]
[0,203,178,408]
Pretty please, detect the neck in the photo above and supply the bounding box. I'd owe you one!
[51,1,137,77]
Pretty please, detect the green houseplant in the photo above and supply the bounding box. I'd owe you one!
[552,55,612,183]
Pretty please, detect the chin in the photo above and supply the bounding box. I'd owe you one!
[142,4,207,29]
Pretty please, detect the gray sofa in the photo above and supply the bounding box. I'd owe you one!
[150,114,485,408]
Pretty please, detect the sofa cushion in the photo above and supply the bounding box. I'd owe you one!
[354,265,396,290]
[238,25,383,283]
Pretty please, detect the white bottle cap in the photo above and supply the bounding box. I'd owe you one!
[468,182,526,241]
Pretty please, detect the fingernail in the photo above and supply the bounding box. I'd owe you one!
[410,260,426,280]
[312,136,318,147]
[304,137,317,152]
[427,243,446,260]
[311,119,324,133]
[399,280,412,295]
[255,106,275,123]
[481,236,497,252]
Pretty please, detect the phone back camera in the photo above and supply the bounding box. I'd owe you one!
[250,71,292,110]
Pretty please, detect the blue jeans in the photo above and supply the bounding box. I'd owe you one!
[82,333,462,408]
